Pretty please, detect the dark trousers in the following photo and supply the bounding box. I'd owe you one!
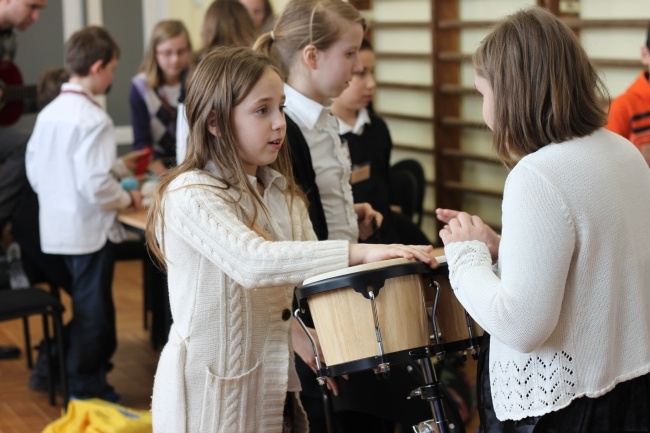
[63,241,117,396]
[0,127,29,227]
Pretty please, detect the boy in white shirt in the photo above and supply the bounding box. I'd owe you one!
[26,26,142,401]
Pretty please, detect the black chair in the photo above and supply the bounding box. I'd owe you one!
[0,288,68,407]
[389,159,426,227]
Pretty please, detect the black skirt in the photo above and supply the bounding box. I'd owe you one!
[478,333,650,433]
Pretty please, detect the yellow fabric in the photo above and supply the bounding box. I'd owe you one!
[42,399,152,433]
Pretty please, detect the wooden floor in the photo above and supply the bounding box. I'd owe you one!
[0,260,158,433]
[0,259,480,433]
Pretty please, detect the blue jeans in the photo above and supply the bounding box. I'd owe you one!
[63,241,117,397]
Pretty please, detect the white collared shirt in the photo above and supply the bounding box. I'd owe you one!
[283,84,358,242]
[337,107,371,136]
[26,83,131,254]
[247,168,293,242]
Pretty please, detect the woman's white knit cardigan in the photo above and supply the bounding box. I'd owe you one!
[445,129,650,421]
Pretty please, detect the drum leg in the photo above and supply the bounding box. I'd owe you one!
[464,312,480,361]
[368,289,390,376]
[409,356,453,433]
[320,383,335,433]
[294,309,336,433]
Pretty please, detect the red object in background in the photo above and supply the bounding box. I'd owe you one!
[134,148,153,176]
[0,61,38,126]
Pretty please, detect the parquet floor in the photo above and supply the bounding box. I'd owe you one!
[0,259,480,433]
[0,260,158,433]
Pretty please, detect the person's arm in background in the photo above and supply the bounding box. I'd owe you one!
[128,82,153,154]
[73,120,139,211]
[176,102,189,164]
[175,69,189,164]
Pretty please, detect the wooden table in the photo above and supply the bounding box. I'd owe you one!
[118,208,171,349]
[117,208,148,231]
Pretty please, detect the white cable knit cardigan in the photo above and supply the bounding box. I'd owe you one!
[151,167,349,433]
[445,129,650,421]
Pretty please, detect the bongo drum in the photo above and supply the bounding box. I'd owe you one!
[295,258,435,377]
[427,256,483,359]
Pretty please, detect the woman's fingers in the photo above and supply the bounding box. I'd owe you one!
[435,208,460,223]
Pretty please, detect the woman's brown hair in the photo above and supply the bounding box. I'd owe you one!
[200,0,257,53]
[253,0,366,79]
[146,46,304,269]
[473,7,608,167]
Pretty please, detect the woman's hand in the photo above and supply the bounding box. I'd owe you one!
[148,159,167,177]
[349,243,437,267]
[291,319,344,395]
[437,209,500,262]
[120,149,151,171]
[354,203,383,241]
[129,190,144,210]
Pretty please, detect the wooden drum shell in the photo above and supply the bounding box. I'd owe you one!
[303,259,430,367]
[426,264,484,349]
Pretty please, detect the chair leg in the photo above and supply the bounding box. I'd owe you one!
[49,282,61,302]
[142,260,149,330]
[41,313,55,406]
[52,309,68,410]
[22,316,33,369]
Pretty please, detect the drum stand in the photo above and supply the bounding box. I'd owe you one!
[406,279,456,433]
[408,353,453,433]
[293,310,336,433]
[293,273,466,433]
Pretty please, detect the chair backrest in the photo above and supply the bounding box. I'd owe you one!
[389,159,426,227]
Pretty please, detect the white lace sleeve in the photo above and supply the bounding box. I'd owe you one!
[444,240,493,290]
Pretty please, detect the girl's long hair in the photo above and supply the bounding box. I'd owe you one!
[146,46,304,269]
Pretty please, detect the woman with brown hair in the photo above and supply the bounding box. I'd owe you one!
[176,0,257,164]
[437,7,650,433]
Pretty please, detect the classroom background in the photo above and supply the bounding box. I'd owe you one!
[11,0,649,241]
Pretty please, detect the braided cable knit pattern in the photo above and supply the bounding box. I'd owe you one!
[151,168,350,433]
[222,284,244,432]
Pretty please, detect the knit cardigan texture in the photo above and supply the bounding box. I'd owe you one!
[444,129,650,421]
[151,167,349,433]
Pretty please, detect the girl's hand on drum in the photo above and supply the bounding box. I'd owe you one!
[439,212,500,262]
[291,319,346,396]
[349,244,437,268]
